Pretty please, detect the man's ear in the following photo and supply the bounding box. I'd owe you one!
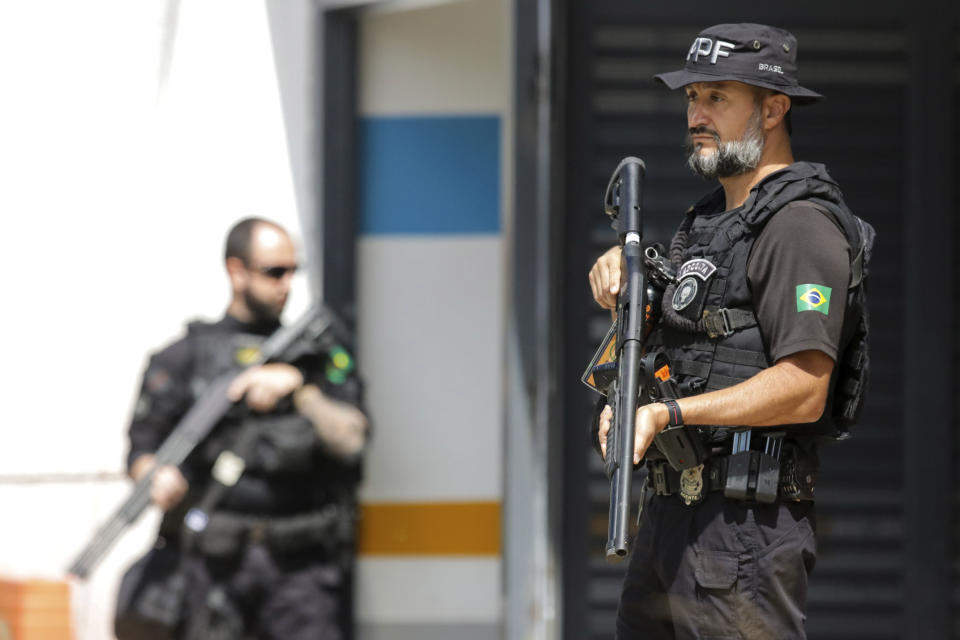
[763,93,791,130]
[226,256,248,288]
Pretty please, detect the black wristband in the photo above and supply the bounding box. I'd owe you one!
[663,399,683,426]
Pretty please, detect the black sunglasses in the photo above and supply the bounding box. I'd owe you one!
[251,264,298,279]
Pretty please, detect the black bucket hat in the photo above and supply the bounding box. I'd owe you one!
[654,23,823,104]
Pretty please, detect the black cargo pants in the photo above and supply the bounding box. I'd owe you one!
[179,542,346,640]
[615,491,817,640]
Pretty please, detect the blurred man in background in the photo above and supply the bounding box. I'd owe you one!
[122,217,368,639]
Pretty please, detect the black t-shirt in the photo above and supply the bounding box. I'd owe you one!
[746,201,850,363]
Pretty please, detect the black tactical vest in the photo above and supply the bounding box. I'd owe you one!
[649,162,867,439]
[179,318,352,513]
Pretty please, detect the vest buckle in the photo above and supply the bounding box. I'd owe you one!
[703,308,733,339]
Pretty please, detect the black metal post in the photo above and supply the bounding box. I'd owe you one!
[320,9,359,329]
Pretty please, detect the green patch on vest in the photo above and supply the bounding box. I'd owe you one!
[796,284,832,315]
[325,346,355,384]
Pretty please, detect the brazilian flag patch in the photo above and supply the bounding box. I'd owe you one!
[325,346,355,384]
[796,284,832,315]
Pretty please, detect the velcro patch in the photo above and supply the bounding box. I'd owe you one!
[796,284,832,315]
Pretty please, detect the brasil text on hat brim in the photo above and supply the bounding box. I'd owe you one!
[654,69,824,104]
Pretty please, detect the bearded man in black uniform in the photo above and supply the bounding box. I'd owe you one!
[124,217,368,640]
[588,24,868,640]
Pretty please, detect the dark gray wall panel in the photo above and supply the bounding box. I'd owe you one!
[558,4,955,640]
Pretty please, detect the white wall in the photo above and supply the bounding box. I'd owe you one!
[0,2,306,637]
[0,2,520,639]
[354,1,509,638]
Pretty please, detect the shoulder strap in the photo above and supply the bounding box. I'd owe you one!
[180,420,259,551]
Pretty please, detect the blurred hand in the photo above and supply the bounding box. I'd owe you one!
[151,465,188,511]
[130,455,188,512]
[589,246,624,310]
[228,363,304,412]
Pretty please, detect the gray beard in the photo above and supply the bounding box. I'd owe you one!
[685,108,765,179]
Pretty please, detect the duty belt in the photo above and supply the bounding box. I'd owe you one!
[647,441,816,504]
[194,505,344,558]
[649,457,727,498]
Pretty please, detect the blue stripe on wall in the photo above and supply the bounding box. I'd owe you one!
[358,116,500,235]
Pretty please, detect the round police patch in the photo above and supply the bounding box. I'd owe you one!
[672,277,699,311]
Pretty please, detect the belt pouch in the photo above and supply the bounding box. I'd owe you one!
[754,453,781,503]
[723,451,756,500]
[654,424,707,471]
[651,462,670,495]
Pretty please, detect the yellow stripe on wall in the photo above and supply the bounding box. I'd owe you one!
[357,501,500,555]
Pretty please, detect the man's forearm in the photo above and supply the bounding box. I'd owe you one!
[674,350,834,428]
[294,384,368,459]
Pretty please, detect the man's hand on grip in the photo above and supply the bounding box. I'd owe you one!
[589,246,624,310]
[599,404,613,459]
[131,454,188,512]
[599,402,670,465]
[228,363,304,412]
[634,403,670,464]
